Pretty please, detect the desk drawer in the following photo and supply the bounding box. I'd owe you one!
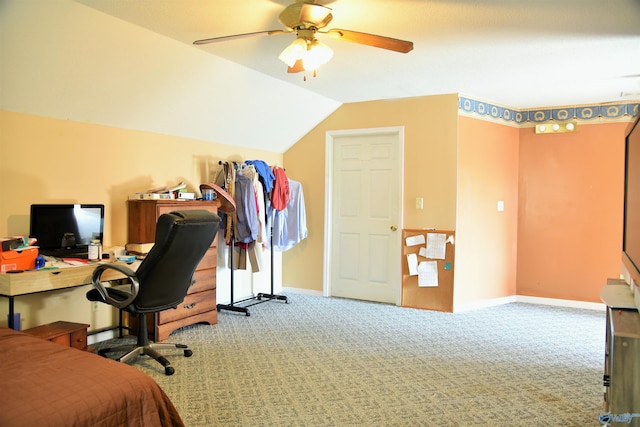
[2,265,96,296]
[158,289,216,325]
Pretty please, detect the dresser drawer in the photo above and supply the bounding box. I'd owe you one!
[127,200,220,338]
[197,247,217,271]
[190,267,216,294]
[158,289,216,325]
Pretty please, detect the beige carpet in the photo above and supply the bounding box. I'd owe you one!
[96,295,607,426]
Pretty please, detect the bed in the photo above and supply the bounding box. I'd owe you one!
[0,327,185,427]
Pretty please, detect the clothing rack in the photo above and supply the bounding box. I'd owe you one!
[257,209,289,304]
[215,161,288,317]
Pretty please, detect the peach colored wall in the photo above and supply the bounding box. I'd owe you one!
[0,110,282,244]
[455,117,519,309]
[0,110,282,330]
[516,122,627,302]
[283,95,459,292]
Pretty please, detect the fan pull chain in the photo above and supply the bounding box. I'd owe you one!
[301,70,319,81]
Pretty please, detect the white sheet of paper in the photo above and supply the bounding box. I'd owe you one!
[407,253,418,276]
[405,234,425,246]
[418,247,427,258]
[418,260,439,287]
[426,233,447,259]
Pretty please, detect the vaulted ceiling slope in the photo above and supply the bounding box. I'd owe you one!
[3,1,640,153]
[1,0,340,153]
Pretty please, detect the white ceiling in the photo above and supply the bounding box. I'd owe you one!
[3,1,640,154]
[77,0,640,108]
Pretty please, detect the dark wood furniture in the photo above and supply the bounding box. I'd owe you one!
[600,282,640,425]
[23,320,89,351]
[127,200,220,341]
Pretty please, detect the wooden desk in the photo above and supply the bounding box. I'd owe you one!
[0,261,137,329]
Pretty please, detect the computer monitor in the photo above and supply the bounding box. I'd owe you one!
[29,204,104,258]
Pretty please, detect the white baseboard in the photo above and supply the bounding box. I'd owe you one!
[282,287,323,297]
[515,295,606,311]
[454,296,517,312]
[88,329,118,345]
[452,295,606,312]
[283,287,607,312]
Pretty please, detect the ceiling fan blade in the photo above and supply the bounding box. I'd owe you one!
[325,29,413,53]
[193,29,290,45]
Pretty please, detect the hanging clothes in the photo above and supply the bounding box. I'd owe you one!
[223,162,237,246]
[271,166,290,211]
[242,164,267,245]
[233,169,259,244]
[272,179,308,251]
[245,160,276,193]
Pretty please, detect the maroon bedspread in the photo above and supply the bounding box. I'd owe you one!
[0,327,184,427]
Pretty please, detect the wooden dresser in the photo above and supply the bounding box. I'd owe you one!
[127,199,221,341]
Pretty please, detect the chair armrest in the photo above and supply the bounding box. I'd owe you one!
[91,263,139,309]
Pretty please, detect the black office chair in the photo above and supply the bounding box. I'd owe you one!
[87,209,220,375]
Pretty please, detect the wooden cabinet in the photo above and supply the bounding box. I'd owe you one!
[603,307,640,425]
[127,200,221,341]
[601,283,640,425]
[24,321,89,351]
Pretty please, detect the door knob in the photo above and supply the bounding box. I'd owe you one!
[390,225,398,231]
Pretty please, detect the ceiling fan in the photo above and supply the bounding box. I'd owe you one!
[193,0,413,75]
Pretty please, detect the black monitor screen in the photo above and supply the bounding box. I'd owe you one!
[29,204,104,252]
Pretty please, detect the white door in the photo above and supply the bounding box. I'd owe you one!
[324,127,403,304]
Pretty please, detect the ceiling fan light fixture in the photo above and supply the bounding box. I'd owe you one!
[195,0,414,74]
[302,39,333,70]
[278,38,308,67]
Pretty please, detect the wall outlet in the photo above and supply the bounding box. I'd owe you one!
[416,197,424,209]
[91,301,100,312]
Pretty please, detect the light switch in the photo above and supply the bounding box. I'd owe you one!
[497,200,504,212]
[416,197,424,209]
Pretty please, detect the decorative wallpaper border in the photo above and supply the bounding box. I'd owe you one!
[458,96,640,127]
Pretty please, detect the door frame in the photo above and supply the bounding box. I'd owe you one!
[323,126,405,303]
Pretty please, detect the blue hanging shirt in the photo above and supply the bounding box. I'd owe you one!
[245,160,276,193]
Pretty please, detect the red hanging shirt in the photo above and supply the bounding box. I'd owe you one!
[271,167,290,211]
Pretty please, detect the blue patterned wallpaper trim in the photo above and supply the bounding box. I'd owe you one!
[458,96,640,126]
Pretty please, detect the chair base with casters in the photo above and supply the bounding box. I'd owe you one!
[87,209,221,376]
[94,312,192,376]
